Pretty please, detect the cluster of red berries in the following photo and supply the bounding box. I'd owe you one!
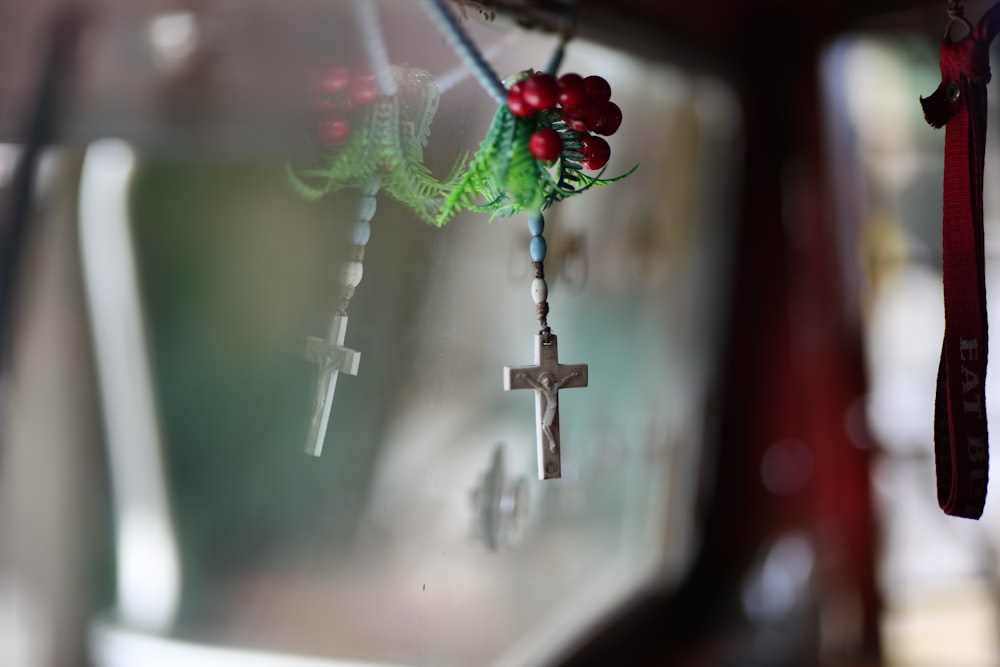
[507,71,622,170]
[310,64,381,148]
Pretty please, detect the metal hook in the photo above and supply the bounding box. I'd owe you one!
[945,1,975,40]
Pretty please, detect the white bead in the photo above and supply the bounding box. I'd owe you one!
[342,261,364,288]
[531,278,548,304]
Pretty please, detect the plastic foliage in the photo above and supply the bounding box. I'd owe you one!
[287,66,461,225]
[436,75,637,226]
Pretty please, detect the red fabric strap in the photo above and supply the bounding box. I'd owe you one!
[921,4,1000,518]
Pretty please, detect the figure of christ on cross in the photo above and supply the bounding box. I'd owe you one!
[303,314,361,457]
[503,334,588,479]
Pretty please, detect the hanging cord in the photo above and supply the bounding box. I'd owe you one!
[437,33,516,95]
[335,1,393,316]
[351,0,397,97]
[433,0,579,92]
[337,176,380,315]
[527,211,552,340]
[534,260,551,340]
[420,0,508,105]
[543,1,579,75]
[544,40,565,76]
[0,11,82,373]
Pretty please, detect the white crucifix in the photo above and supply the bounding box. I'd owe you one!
[503,334,588,480]
[303,314,361,457]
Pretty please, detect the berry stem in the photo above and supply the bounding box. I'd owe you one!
[421,0,507,106]
[544,42,565,76]
[351,0,397,97]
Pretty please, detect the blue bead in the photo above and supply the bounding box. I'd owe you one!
[353,221,371,246]
[529,235,547,262]
[527,211,545,237]
[356,195,377,223]
[360,176,381,197]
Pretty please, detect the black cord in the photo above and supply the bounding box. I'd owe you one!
[0,10,83,372]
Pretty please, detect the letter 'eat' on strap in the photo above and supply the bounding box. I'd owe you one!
[921,3,1000,519]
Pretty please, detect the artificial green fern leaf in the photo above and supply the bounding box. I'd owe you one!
[439,101,637,223]
[286,66,461,224]
[437,110,509,224]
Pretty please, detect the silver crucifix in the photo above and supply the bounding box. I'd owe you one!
[503,334,588,479]
[303,314,361,456]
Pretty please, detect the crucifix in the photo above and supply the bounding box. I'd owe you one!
[504,333,588,479]
[287,0,449,459]
[303,313,361,456]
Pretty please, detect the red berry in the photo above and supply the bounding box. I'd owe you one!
[507,81,536,117]
[580,134,610,170]
[592,101,622,136]
[584,75,612,102]
[350,71,379,105]
[316,65,351,95]
[529,128,563,161]
[563,100,601,132]
[563,111,590,132]
[557,73,587,109]
[523,73,559,110]
[584,102,605,128]
[318,115,351,147]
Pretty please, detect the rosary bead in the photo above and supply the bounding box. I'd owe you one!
[342,260,364,288]
[527,211,545,237]
[353,220,372,246]
[529,235,547,262]
[359,176,381,197]
[531,277,548,304]
[356,195,378,224]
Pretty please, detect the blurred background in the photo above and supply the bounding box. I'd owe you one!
[0,0,998,665]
